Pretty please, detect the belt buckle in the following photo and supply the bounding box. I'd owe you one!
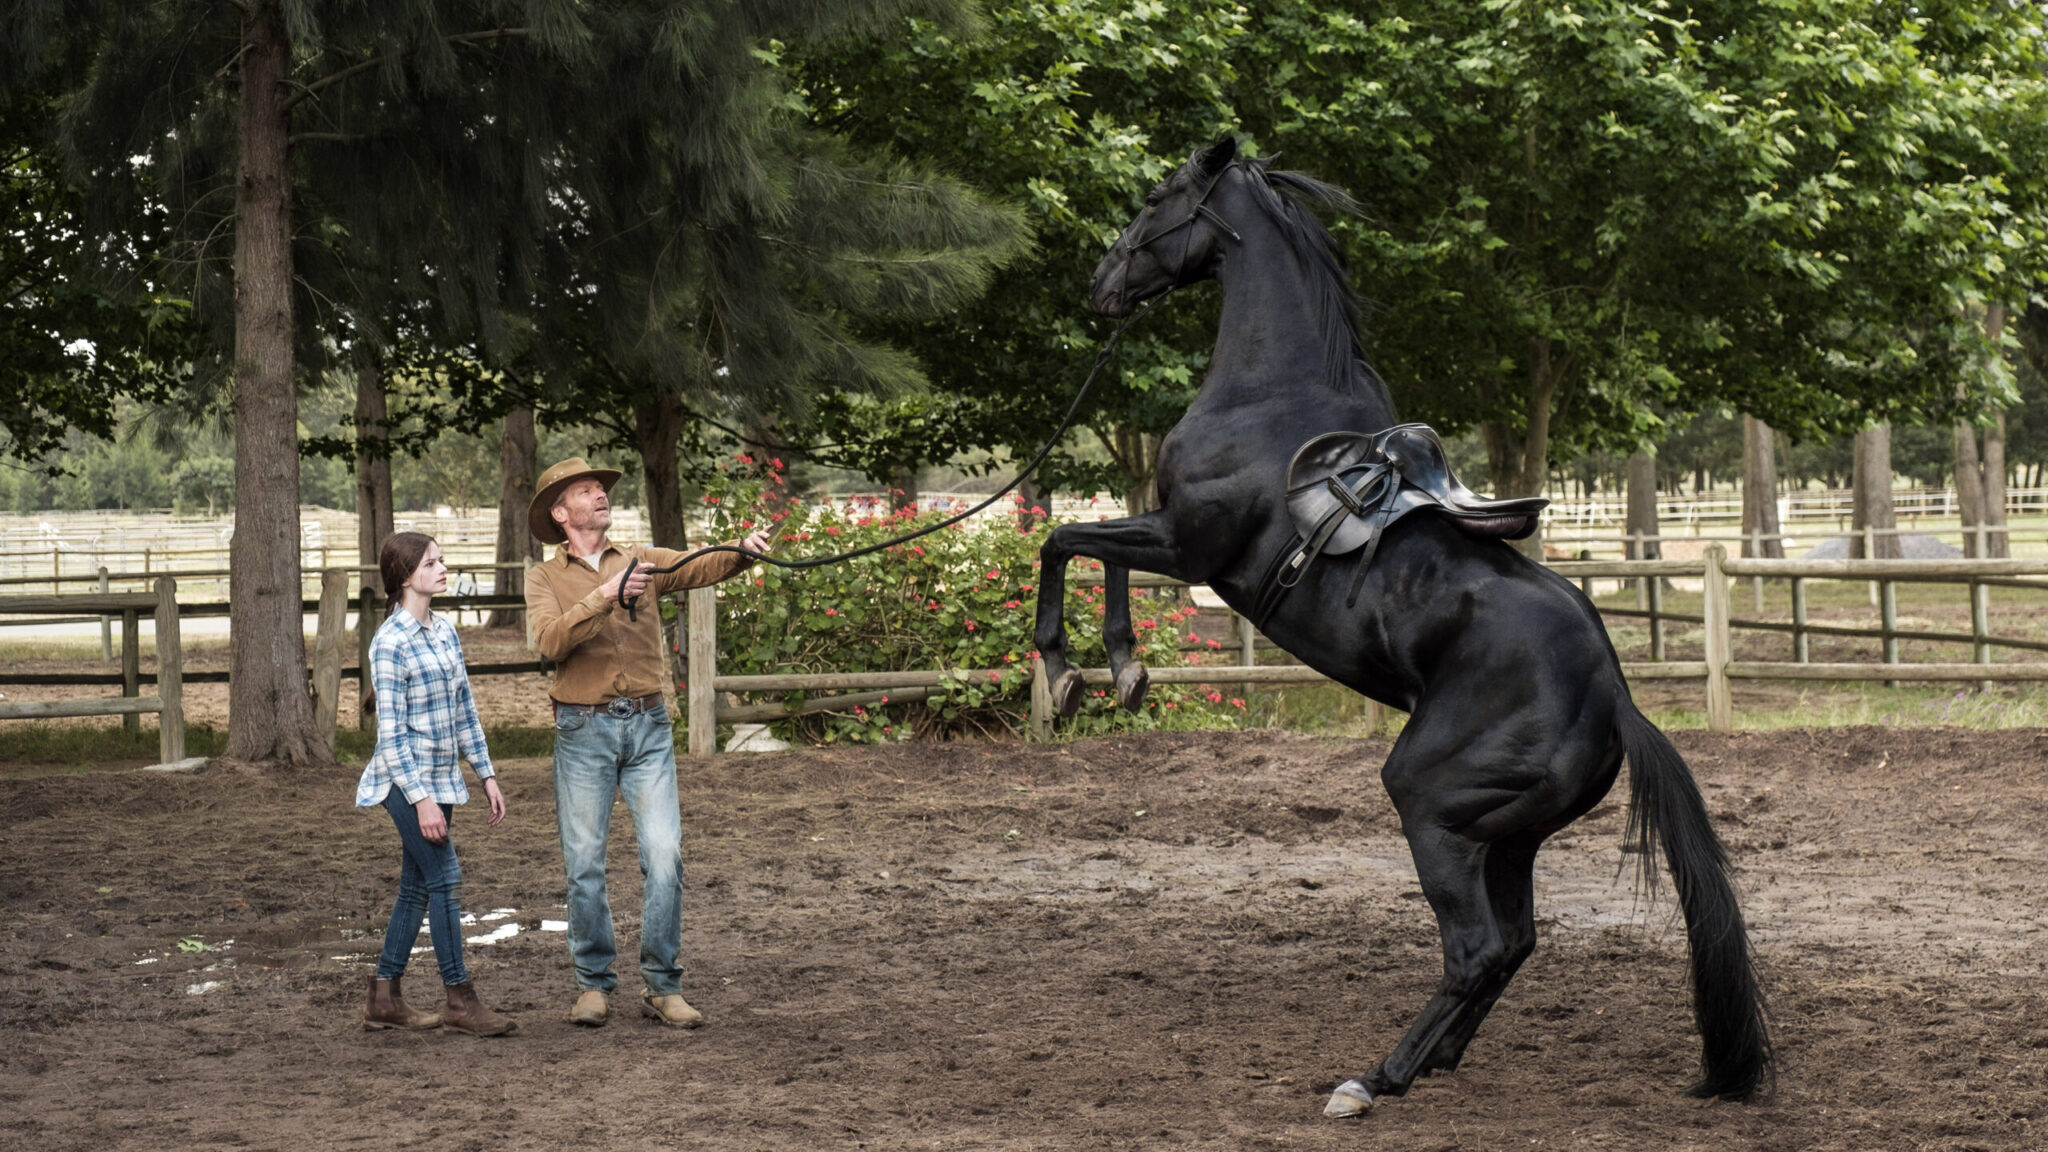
[606,696,637,718]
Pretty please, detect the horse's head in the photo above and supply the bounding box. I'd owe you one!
[1089,134,1256,317]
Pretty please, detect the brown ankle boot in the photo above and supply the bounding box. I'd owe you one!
[441,980,518,1037]
[363,974,440,1031]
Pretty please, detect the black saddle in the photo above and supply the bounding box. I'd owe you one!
[1252,424,1547,627]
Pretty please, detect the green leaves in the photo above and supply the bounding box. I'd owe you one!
[697,456,1238,743]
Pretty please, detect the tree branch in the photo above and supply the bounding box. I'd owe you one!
[282,28,529,112]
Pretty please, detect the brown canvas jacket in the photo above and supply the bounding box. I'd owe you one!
[525,541,750,705]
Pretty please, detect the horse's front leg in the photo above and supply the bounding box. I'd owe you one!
[1032,511,1191,717]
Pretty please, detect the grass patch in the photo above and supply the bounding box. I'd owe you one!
[1645,683,2048,732]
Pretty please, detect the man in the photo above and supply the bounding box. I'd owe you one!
[524,457,771,1029]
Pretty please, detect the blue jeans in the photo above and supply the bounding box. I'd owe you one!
[375,790,468,986]
[552,706,685,995]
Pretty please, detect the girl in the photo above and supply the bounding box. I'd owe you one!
[354,531,517,1036]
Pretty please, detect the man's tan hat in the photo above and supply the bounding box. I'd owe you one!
[529,457,623,545]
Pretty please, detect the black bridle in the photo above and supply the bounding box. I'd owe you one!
[1123,167,1242,275]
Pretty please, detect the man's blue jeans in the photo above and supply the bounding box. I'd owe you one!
[552,706,685,996]
[375,790,468,986]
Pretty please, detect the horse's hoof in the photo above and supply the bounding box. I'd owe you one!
[1052,669,1085,717]
[1323,1080,1374,1118]
[1114,662,1151,711]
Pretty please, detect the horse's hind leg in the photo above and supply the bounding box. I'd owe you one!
[1325,831,1541,1116]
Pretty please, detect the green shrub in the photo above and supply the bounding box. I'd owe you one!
[694,455,1243,744]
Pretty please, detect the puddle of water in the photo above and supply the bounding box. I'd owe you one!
[466,923,520,945]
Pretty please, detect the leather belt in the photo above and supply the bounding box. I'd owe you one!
[555,692,666,718]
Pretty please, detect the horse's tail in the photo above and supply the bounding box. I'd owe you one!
[1618,704,1774,1100]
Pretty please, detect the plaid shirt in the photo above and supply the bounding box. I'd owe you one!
[354,610,495,808]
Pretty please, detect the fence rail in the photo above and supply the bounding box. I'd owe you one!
[0,578,186,767]
[683,547,2048,751]
[9,551,2048,756]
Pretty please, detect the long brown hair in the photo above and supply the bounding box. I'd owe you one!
[362,531,436,716]
[379,531,436,613]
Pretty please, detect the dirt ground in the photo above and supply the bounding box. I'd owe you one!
[3,726,2046,1151]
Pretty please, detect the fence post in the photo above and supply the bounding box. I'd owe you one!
[311,569,349,748]
[1235,607,1256,703]
[1647,571,1665,662]
[1972,579,1993,693]
[1702,544,1732,732]
[1632,531,1648,610]
[154,576,184,765]
[1030,657,1053,742]
[121,608,140,734]
[357,586,380,731]
[1749,528,1764,612]
[1791,577,1809,663]
[1880,579,1899,689]
[686,585,717,757]
[99,566,112,661]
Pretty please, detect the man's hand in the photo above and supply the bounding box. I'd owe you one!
[415,798,448,844]
[742,529,772,556]
[600,561,652,604]
[482,777,506,826]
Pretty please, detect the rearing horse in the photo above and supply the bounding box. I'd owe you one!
[1031,136,1771,1116]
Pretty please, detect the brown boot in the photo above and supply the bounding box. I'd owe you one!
[363,974,440,1031]
[441,980,519,1037]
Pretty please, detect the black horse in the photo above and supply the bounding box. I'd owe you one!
[1031,136,1770,1115]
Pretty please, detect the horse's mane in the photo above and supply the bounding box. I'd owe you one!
[1237,161,1395,415]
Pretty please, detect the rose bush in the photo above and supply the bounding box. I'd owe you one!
[686,455,1244,744]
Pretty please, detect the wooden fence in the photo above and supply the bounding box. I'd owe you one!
[0,577,188,768]
[681,547,2048,753]
[8,550,2048,760]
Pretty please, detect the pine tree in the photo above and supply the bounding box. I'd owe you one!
[10,0,1004,761]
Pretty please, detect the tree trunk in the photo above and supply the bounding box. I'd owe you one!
[1983,408,2009,558]
[1625,449,1660,560]
[1015,472,1046,531]
[1851,423,1901,559]
[1504,337,1556,558]
[1110,425,1161,515]
[1982,303,2010,558]
[1740,415,1784,558]
[1954,418,1986,558]
[354,353,394,570]
[888,465,919,513]
[633,386,688,549]
[226,1,326,765]
[487,407,539,627]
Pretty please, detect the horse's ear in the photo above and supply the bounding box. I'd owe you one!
[1253,152,1279,171]
[1196,134,1239,177]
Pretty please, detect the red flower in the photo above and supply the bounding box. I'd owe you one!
[965,620,977,631]
[987,569,1001,580]
[1003,600,1021,609]
[826,526,842,536]
[772,458,784,470]
[825,608,839,616]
